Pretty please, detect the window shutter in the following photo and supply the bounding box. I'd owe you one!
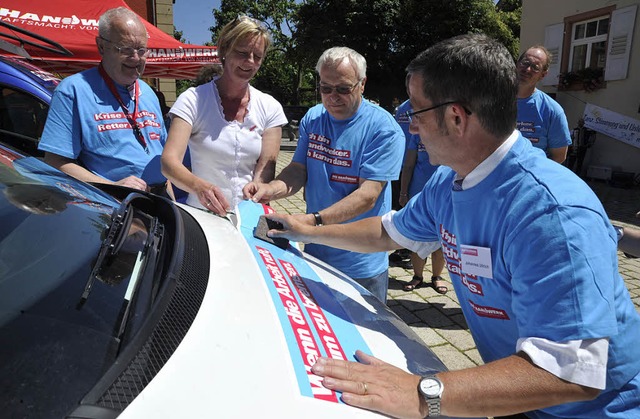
[542,23,564,86]
[605,5,637,81]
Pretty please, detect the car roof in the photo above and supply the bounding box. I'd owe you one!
[0,56,59,100]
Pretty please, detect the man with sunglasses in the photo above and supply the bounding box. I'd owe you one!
[244,46,404,303]
[516,45,572,164]
[39,7,168,196]
[265,34,640,418]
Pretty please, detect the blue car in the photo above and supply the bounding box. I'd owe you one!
[0,56,58,157]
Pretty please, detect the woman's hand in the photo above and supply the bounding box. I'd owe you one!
[197,184,230,216]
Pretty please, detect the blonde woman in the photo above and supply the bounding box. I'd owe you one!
[162,16,287,215]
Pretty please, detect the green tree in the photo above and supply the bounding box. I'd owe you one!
[295,0,521,110]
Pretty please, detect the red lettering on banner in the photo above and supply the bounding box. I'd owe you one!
[468,300,510,320]
[280,260,348,362]
[255,248,338,402]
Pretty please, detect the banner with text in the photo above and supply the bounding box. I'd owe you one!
[583,103,640,149]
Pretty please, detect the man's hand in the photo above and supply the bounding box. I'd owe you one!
[311,350,426,419]
[114,175,148,191]
[264,213,317,244]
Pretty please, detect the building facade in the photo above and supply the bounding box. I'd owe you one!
[521,0,640,180]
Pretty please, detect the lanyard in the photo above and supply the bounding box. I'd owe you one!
[98,64,148,153]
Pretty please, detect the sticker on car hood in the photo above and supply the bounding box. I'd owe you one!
[238,201,371,405]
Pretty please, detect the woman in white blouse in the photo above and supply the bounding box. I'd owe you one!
[161,15,287,215]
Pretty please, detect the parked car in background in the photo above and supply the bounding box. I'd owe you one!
[0,56,57,157]
[0,142,471,418]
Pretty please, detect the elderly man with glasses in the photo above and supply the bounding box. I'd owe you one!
[39,7,169,196]
[516,45,571,164]
[244,46,405,303]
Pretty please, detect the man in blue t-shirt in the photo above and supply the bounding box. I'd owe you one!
[244,47,404,302]
[516,45,571,164]
[266,34,640,419]
[38,7,167,195]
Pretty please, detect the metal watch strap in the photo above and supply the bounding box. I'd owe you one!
[426,399,441,417]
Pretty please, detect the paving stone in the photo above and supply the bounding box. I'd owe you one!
[409,324,447,347]
[436,326,477,351]
[414,307,454,328]
[430,344,479,371]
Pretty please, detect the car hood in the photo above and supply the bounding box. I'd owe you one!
[120,201,451,418]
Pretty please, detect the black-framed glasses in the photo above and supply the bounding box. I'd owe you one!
[517,59,543,73]
[100,36,149,57]
[404,101,471,122]
[318,79,363,95]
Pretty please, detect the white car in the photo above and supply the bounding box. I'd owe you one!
[0,143,465,418]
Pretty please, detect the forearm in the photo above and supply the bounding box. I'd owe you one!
[45,153,110,185]
[253,127,281,183]
[270,163,306,199]
[618,226,640,258]
[161,157,205,194]
[548,146,568,164]
[297,216,400,253]
[439,353,599,418]
[316,180,384,225]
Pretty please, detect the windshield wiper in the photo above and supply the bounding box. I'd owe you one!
[77,201,133,308]
[77,193,149,308]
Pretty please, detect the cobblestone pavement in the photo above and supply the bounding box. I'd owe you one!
[271,149,640,371]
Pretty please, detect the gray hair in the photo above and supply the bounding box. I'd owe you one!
[98,7,146,39]
[315,47,367,80]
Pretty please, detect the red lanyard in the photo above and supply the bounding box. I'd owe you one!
[98,64,148,152]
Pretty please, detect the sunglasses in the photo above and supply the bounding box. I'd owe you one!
[318,79,362,95]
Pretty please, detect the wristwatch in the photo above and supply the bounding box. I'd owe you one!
[418,375,444,417]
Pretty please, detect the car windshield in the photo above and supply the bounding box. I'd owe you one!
[0,151,166,417]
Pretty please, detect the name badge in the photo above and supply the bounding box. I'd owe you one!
[460,245,493,279]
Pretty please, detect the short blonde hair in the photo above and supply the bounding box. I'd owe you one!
[217,15,272,61]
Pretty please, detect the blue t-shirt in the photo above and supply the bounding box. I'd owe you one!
[293,100,404,278]
[394,100,439,198]
[516,89,571,154]
[393,135,640,418]
[39,67,167,185]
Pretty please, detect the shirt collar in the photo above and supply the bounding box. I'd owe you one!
[455,130,519,190]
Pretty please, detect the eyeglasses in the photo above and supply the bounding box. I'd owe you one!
[100,37,149,57]
[318,79,363,95]
[517,59,543,73]
[404,101,471,123]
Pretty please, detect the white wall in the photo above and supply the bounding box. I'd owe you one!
[521,0,640,175]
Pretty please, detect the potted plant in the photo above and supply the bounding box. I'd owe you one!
[558,67,604,92]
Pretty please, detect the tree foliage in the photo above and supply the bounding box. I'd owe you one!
[177,0,522,109]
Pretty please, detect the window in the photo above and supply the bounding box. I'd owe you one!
[541,4,637,86]
[0,86,49,156]
[569,17,609,72]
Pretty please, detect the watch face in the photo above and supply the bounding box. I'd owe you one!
[420,377,442,398]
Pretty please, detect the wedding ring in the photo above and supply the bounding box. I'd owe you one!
[363,382,368,395]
